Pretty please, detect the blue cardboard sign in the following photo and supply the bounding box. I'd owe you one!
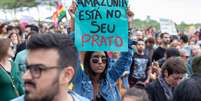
[75,0,128,51]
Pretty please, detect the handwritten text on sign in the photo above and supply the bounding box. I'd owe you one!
[75,0,128,51]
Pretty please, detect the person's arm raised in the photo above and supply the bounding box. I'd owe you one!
[108,39,134,82]
[127,7,134,28]
[68,1,77,32]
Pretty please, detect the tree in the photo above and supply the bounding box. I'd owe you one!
[132,19,200,32]
[176,22,189,32]
[0,0,37,9]
[132,19,160,31]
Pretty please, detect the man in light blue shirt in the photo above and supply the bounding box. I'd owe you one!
[12,33,89,101]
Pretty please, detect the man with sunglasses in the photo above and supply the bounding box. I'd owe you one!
[12,33,89,101]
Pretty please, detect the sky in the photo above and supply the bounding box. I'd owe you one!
[129,0,201,24]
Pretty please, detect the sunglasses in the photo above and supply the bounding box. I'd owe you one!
[91,56,107,64]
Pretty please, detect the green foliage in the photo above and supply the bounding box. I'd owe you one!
[132,19,160,31]
[132,19,201,32]
[0,0,15,8]
[176,22,190,32]
[0,0,37,9]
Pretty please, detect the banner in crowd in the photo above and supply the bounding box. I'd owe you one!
[52,3,66,30]
[160,18,177,35]
[75,0,128,51]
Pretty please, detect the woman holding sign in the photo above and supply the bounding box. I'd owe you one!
[73,50,133,101]
[69,1,134,101]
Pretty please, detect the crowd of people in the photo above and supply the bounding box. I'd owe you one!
[0,1,201,101]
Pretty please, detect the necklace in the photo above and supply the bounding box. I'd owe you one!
[0,64,19,96]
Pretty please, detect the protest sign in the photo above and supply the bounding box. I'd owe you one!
[160,18,177,35]
[75,0,128,51]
